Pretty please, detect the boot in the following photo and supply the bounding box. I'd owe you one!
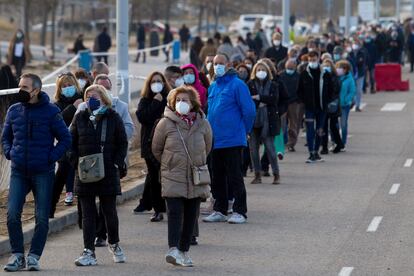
[250,172,262,184]
[272,174,280,185]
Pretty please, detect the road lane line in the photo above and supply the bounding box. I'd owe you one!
[367,216,383,232]
[389,183,400,195]
[404,158,413,168]
[380,102,406,111]
[339,267,354,276]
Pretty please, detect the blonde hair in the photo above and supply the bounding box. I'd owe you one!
[250,61,273,81]
[322,59,337,75]
[54,72,81,101]
[84,84,112,108]
[168,86,201,113]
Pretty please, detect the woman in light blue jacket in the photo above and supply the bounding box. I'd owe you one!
[336,60,356,148]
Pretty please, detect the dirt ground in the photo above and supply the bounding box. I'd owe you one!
[0,150,147,236]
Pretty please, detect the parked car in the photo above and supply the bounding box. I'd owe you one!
[190,23,227,36]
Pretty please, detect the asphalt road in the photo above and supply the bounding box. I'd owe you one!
[1,70,414,276]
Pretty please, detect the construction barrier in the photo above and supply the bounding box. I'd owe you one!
[375,63,410,92]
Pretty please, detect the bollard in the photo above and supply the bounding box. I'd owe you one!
[78,50,92,72]
[172,40,181,64]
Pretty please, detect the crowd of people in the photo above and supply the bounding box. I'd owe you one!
[0,19,412,271]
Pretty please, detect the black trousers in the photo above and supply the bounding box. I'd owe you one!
[136,158,166,213]
[242,145,251,175]
[96,54,108,65]
[322,115,344,150]
[79,195,119,251]
[166,197,200,252]
[50,160,73,217]
[212,147,247,217]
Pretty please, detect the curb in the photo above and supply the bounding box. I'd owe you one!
[0,179,145,256]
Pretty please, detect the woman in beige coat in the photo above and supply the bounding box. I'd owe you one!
[152,86,212,267]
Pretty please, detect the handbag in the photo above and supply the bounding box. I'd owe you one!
[327,99,339,114]
[176,124,210,186]
[78,119,107,183]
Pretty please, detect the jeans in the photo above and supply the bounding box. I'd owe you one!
[7,168,55,258]
[305,110,327,154]
[79,195,119,251]
[50,160,74,217]
[212,147,247,217]
[355,77,364,109]
[250,128,279,174]
[341,105,351,146]
[166,198,200,252]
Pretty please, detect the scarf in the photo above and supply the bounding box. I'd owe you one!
[253,80,271,139]
[176,111,196,127]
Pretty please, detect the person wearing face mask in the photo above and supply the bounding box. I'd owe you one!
[363,34,378,94]
[181,64,208,110]
[7,29,31,78]
[247,62,288,185]
[243,57,255,71]
[264,33,288,66]
[332,46,344,63]
[279,60,300,152]
[199,38,217,69]
[320,59,344,155]
[297,50,335,163]
[152,86,212,267]
[164,66,184,89]
[203,54,256,224]
[1,73,71,271]
[277,48,299,72]
[133,72,171,222]
[74,68,93,95]
[349,39,368,112]
[202,55,215,82]
[50,72,83,217]
[70,84,128,266]
[386,30,403,63]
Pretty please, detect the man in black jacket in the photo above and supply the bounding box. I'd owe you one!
[297,51,334,163]
[95,27,112,65]
[264,32,288,65]
[135,23,146,63]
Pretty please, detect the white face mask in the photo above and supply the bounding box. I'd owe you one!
[206,62,213,71]
[273,40,281,46]
[246,64,253,70]
[78,79,87,90]
[336,68,345,76]
[308,48,314,52]
[175,101,190,115]
[174,77,184,88]
[151,82,164,93]
[309,62,319,69]
[256,70,268,80]
[352,44,359,51]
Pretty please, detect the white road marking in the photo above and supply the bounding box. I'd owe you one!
[380,102,406,111]
[367,216,383,232]
[404,158,413,168]
[339,267,354,276]
[389,183,400,195]
[351,103,367,112]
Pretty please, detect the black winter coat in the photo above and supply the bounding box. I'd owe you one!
[54,93,83,126]
[248,78,289,136]
[136,95,167,159]
[70,109,128,196]
[297,67,335,112]
[264,46,288,64]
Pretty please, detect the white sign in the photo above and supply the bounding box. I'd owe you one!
[358,1,375,21]
[339,16,358,28]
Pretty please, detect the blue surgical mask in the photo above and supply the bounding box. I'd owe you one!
[61,86,77,98]
[183,74,196,84]
[323,66,331,73]
[309,62,319,69]
[286,69,295,75]
[87,97,101,111]
[214,64,226,77]
[333,54,341,61]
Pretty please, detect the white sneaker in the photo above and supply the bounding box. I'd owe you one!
[108,243,126,263]
[75,249,97,266]
[165,247,184,266]
[228,213,247,224]
[202,211,227,223]
[180,251,194,267]
[26,255,40,271]
[228,199,235,214]
[64,192,74,206]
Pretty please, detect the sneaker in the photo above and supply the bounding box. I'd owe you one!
[180,251,194,267]
[165,247,184,266]
[228,213,247,224]
[332,145,343,154]
[314,153,325,162]
[95,237,107,247]
[133,204,151,214]
[150,212,164,222]
[108,243,126,263]
[4,254,25,272]
[287,146,295,152]
[64,192,74,206]
[340,147,347,152]
[26,255,40,271]
[75,249,97,266]
[202,211,227,223]
[200,198,215,215]
[277,152,284,160]
[320,148,329,155]
[306,154,315,164]
[228,199,235,214]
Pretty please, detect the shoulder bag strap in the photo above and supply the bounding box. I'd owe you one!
[175,124,194,166]
[100,118,107,153]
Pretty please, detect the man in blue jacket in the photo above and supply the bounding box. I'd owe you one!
[1,73,71,272]
[203,54,256,224]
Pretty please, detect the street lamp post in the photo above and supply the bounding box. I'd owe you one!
[282,0,290,46]
[116,0,129,104]
[345,0,351,36]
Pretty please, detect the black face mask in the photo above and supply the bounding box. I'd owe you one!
[17,89,34,103]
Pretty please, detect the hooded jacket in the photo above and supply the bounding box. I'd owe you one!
[339,72,356,107]
[152,107,212,199]
[181,64,208,110]
[207,69,256,149]
[1,92,71,174]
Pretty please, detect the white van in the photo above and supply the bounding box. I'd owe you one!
[238,14,270,38]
